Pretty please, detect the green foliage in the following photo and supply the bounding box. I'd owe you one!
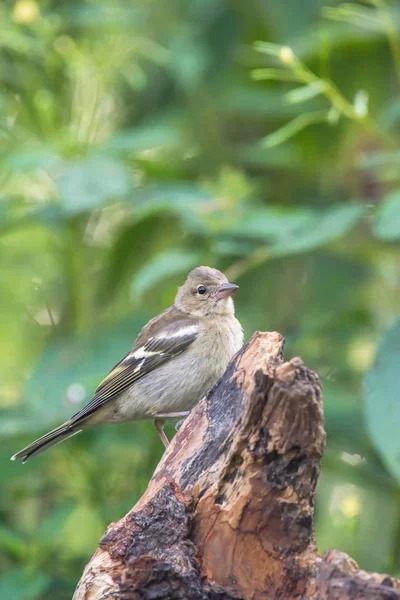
[374,191,400,240]
[268,203,366,256]
[58,156,131,215]
[365,321,400,482]
[0,569,49,600]
[2,0,400,597]
[22,317,147,428]
[130,249,202,298]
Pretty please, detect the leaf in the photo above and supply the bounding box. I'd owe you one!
[323,382,369,452]
[0,407,41,437]
[22,316,148,429]
[263,110,331,148]
[130,249,202,298]
[321,4,380,30]
[379,98,400,129]
[315,464,398,572]
[0,525,26,557]
[364,320,400,483]
[356,478,399,571]
[216,85,310,118]
[0,569,49,600]
[3,147,61,173]
[132,183,212,232]
[251,68,300,82]
[106,119,187,153]
[231,142,300,170]
[224,206,315,243]
[57,156,131,215]
[374,191,400,240]
[269,203,366,256]
[253,41,284,57]
[211,239,256,257]
[358,150,400,170]
[99,213,184,303]
[61,504,105,558]
[284,81,325,104]
[36,504,77,548]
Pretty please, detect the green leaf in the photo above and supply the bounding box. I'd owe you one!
[0,525,26,557]
[211,239,256,257]
[36,504,77,548]
[106,119,187,153]
[379,98,400,129]
[269,203,366,256]
[284,81,325,104]
[17,205,64,232]
[232,143,300,170]
[364,320,400,483]
[321,4,380,30]
[132,184,212,232]
[3,149,61,175]
[253,41,283,57]
[0,569,49,600]
[356,479,399,571]
[100,213,184,302]
[61,504,105,558]
[217,85,309,119]
[22,316,148,429]
[263,110,331,148]
[224,206,315,242]
[322,381,375,458]
[57,156,131,215]
[251,68,301,82]
[131,249,202,298]
[374,191,400,240]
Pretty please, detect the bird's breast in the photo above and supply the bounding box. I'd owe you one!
[112,315,243,419]
[195,315,243,380]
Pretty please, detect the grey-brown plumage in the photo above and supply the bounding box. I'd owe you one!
[12,266,243,462]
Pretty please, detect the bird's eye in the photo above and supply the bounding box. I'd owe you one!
[197,285,207,295]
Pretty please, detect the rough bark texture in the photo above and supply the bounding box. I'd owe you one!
[74,331,400,600]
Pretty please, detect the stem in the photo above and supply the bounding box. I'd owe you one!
[63,220,92,334]
[225,247,270,281]
[378,0,400,82]
[290,56,397,147]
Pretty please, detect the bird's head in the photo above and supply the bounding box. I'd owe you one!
[175,266,239,317]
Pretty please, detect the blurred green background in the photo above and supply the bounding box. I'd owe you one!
[2,0,400,597]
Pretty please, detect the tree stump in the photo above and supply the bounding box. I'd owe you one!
[74,332,400,600]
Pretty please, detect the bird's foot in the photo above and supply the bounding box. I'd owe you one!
[175,419,185,432]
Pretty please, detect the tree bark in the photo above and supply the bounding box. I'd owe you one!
[74,331,400,600]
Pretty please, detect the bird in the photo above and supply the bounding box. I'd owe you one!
[12,266,243,463]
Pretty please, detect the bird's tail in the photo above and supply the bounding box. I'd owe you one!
[11,423,82,464]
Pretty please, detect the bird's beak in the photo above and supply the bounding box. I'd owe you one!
[216,282,239,300]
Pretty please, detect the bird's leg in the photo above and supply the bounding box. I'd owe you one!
[154,412,191,444]
[153,411,190,419]
[154,418,169,448]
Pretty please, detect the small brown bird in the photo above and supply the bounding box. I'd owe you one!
[12,266,243,463]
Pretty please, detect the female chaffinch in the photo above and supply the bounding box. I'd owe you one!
[12,266,243,462]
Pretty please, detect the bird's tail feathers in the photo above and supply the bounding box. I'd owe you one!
[11,423,82,463]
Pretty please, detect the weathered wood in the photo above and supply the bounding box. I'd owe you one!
[74,331,400,600]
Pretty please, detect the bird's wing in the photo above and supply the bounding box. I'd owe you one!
[68,316,199,425]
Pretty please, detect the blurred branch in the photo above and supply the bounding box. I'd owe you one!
[73,332,400,600]
[375,0,400,81]
[253,42,397,148]
[225,247,270,281]
[323,0,400,82]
